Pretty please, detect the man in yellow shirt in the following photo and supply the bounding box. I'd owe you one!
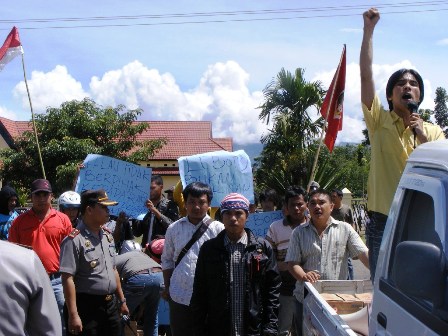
[360,8,445,282]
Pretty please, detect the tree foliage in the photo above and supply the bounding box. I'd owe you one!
[254,67,370,202]
[434,87,448,137]
[255,68,325,190]
[0,98,166,194]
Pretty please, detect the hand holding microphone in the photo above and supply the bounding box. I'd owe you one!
[407,101,423,137]
[407,101,424,148]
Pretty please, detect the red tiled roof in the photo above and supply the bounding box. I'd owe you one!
[0,117,32,148]
[0,118,233,160]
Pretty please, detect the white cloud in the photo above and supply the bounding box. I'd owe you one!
[13,65,88,112]
[192,61,266,144]
[436,38,448,46]
[0,106,17,120]
[10,59,435,147]
[89,60,266,144]
[314,60,434,144]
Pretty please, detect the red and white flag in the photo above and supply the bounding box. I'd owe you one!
[0,26,23,71]
[320,45,346,152]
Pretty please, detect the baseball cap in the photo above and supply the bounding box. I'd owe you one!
[31,179,52,194]
[81,189,118,207]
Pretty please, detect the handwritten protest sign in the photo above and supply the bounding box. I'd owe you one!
[178,150,254,207]
[246,210,284,237]
[75,154,151,218]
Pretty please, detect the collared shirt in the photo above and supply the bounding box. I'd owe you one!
[115,250,160,280]
[362,95,445,215]
[224,232,247,336]
[8,208,72,273]
[161,215,224,305]
[285,217,368,302]
[59,220,118,295]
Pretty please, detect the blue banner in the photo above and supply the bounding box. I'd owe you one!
[75,154,151,218]
[245,210,284,237]
[178,150,254,207]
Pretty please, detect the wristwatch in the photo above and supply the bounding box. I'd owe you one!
[118,298,127,305]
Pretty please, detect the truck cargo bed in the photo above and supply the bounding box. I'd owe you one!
[303,280,373,336]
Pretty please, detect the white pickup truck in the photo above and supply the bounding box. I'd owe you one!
[303,139,448,336]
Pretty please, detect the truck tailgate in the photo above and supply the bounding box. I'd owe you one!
[303,280,372,336]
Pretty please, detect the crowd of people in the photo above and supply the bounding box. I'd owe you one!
[0,7,446,336]
[0,173,368,336]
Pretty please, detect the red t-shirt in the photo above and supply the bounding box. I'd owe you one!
[8,208,72,274]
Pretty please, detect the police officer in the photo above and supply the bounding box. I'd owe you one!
[60,189,129,335]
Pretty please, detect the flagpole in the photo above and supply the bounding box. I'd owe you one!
[21,54,46,179]
[307,45,345,191]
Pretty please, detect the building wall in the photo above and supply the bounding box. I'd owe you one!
[0,135,9,150]
[139,160,178,168]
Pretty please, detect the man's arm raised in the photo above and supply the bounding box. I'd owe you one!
[360,8,380,109]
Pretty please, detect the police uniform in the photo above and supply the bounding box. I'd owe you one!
[60,220,122,335]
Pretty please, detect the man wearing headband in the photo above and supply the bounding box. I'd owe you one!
[191,193,281,336]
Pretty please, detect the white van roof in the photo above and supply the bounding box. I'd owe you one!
[407,139,448,171]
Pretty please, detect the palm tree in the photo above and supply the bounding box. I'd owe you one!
[255,68,326,191]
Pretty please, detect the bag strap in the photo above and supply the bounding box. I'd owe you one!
[175,217,213,267]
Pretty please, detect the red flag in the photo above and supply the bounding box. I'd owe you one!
[0,26,23,71]
[321,45,346,152]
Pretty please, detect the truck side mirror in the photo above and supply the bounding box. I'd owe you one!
[393,241,446,308]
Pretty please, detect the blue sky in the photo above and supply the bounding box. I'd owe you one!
[1,1,447,145]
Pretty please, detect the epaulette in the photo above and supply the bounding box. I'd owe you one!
[68,228,80,238]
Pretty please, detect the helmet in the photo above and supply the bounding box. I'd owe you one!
[120,240,142,254]
[58,191,81,210]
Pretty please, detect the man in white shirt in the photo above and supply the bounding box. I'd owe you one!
[161,182,224,336]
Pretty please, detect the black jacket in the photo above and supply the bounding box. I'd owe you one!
[132,197,179,246]
[191,228,280,336]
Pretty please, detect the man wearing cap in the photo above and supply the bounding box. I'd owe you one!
[8,179,72,333]
[133,175,179,248]
[116,248,164,336]
[59,189,129,335]
[191,193,281,336]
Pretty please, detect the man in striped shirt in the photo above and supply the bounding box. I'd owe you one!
[285,189,369,336]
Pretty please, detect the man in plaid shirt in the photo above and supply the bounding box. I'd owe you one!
[191,193,281,336]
